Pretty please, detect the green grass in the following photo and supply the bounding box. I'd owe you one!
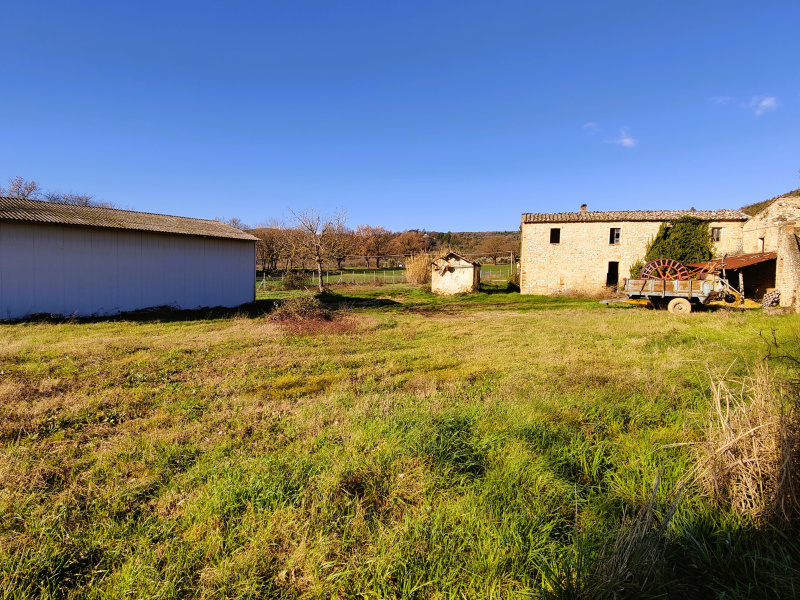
[1,284,799,598]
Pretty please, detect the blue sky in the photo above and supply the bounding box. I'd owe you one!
[1,1,798,231]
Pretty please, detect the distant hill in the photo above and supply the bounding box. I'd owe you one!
[740,188,800,216]
[428,230,520,256]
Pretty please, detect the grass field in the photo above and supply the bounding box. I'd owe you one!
[1,284,799,598]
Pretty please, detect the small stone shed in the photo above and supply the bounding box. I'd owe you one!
[431,252,480,295]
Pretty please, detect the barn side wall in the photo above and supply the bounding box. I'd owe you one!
[520,219,744,296]
[0,223,255,320]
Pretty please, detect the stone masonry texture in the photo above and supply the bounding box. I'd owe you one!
[520,218,745,296]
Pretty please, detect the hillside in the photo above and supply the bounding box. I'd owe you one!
[740,188,800,216]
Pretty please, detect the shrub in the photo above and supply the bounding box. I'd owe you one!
[269,294,331,322]
[628,258,644,278]
[268,294,356,335]
[282,271,309,291]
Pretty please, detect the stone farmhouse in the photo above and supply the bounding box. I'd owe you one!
[520,194,800,307]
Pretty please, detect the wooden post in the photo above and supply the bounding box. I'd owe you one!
[739,272,744,306]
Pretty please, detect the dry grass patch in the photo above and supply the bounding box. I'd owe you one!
[269,294,358,336]
[698,363,800,525]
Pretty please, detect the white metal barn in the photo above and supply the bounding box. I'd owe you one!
[0,197,257,320]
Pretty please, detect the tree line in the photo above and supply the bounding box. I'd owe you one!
[240,215,518,281]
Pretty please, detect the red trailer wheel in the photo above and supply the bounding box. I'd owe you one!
[640,258,689,280]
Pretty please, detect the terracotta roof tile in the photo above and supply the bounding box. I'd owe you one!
[521,209,750,224]
[0,197,257,241]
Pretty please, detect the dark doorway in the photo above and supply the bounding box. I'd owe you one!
[606,261,619,288]
[726,259,776,300]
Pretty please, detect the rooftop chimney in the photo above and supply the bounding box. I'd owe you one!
[580,204,587,212]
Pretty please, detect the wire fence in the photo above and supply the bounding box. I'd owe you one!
[256,266,516,290]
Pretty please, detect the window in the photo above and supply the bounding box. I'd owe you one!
[550,228,561,244]
[609,228,620,245]
[758,237,765,253]
[711,227,722,242]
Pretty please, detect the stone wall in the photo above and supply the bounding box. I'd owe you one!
[520,219,744,296]
[776,225,800,311]
[710,220,744,256]
[743,198,800,253]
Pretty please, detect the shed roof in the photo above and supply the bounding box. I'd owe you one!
[0,197,257,241]
[521,209,750,224]
[431,252,481,267]
[687,252,777,270]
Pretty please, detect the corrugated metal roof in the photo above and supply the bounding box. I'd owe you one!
[521,209,750,224]
[0,197,257,241]
[688,252,777,270]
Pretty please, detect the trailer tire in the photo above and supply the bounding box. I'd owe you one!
[667,297,692,314]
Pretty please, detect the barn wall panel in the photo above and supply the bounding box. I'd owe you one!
[0,223,255,320]
[1,224,37,319]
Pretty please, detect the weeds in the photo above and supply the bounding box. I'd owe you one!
[697,363,800,526]
[268,294,357,336]
[404,245,458,285]
[282,271,309,290]
[539,474,684,599]
[404,253,432,284]
[269,294,332,322]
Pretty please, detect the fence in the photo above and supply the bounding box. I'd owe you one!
[256,266,516,291]
[257,269,407,290]
[311,270,407,285]
[479,266,515,280]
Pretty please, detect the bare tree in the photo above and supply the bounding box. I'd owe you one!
[43,190,118,208]
[388,230,426,256]
[329,225,356,270]
[478,235,506,265]
[290,208,347,292]
[355,224,393,268]
[2,176,42,199]
[2,176,117,207]
[251,221,283,273]
[216,217,249,230]
[275,223,308,273]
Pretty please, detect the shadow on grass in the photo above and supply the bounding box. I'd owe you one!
[315,290,403,308]
[481,282,520,294]
[3,299,281,326]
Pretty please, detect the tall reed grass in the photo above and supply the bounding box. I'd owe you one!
[697,363,800,526]
[404,245,458,285]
